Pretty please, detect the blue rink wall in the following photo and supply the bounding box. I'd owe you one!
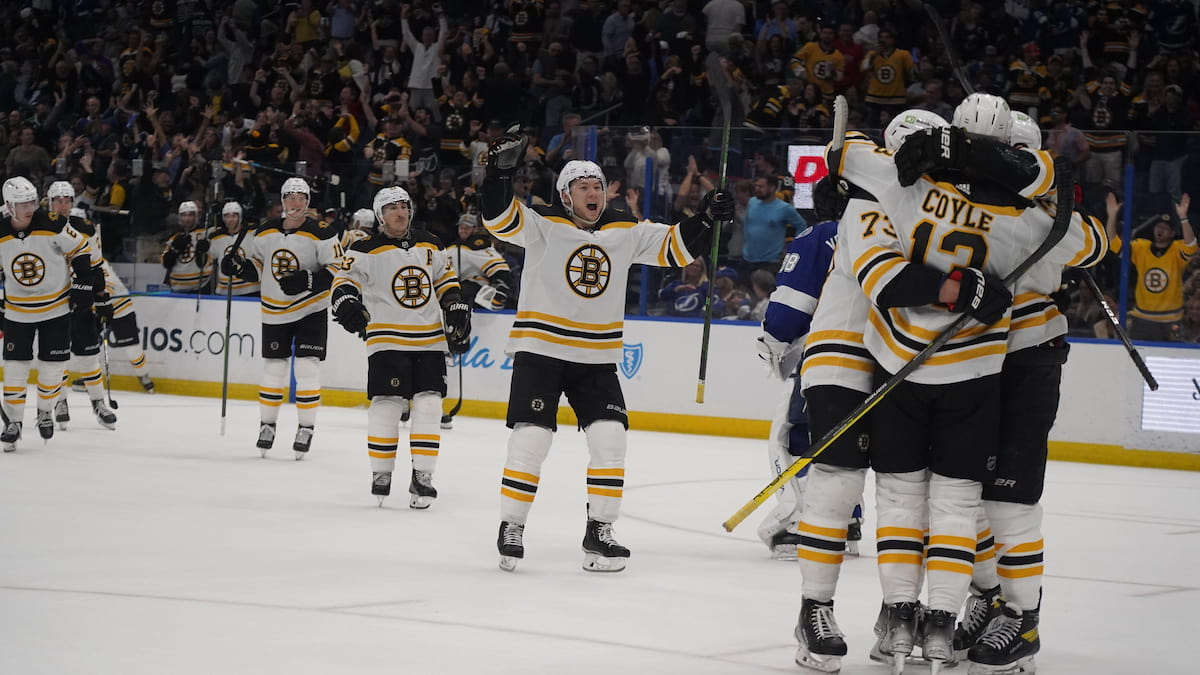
[98,295,1200,472]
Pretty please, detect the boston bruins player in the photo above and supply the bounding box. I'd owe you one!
[161,201,212,293]
[44,181,117,430]
[220,177,343,459]
[446,212,513,311]
[330,186,471,508]
[0,176,103,452]
[210,202,260,297]
[342,208,376,251]
[480,126,732,573]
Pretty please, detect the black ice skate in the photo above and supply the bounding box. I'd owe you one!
[845,517,863,557]
[439,414,453,430]
[54,398,70,430]
[793,597,847,673]
[497,521,525,572]
[582,519,630,573]
[968,605,1039,675]
[767,530,804,561]
[921,609,957,673]
[138,375,155,393]
[955,584,1002,659]
[36,409,54,441]
[870,601,921,674]
[293,425,313,460]
[408,469,437,509]
[2,420,22,453]
[372,471,392,506]
[256,422,276,457]
[91,399,117,429]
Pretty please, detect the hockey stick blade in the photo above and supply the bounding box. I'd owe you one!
[1080,269,1158,390]
[724,160,1076,532]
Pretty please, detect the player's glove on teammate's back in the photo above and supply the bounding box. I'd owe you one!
[894,126,970,187]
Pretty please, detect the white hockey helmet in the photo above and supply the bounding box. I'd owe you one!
[556,160,607,198]
[178,200,199,215]
[221,201,243,216]
[281,177,311,200]
[953,93,1012,141]
[3,176,37,206]
[352,208,375,228]
[48,180,76,201]
[884,109,950,152]
[373,185,413,223]
[1008,111,1042,150]
[70,207,87,219]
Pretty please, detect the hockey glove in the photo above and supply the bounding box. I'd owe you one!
[701,189,735,225]
[756,333,805,380]
[194,237,210,256]
[486,124,528,177]
[70,273,98,310]
[443,300,472,354]
[491,279,509,310]
[220,253,253,279]
[894,126,970,187]
[331,288,370,339]
[946,267,1011,326]
[169,233,191,254]
[812,175,849,222]
[94,292,115,322]
[278,269,314,295]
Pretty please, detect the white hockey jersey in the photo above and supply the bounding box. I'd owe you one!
[161,228,213,292]
[246,217,343,325]
[836,136,1104,384]
[0,209,98,324]
[211,228,260,296]
[482,199,693,364]
[70,215,134,319]
[332,230,460,355]
[445,235,511,285]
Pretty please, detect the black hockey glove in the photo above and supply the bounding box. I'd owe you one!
[94,292,114,322]
[946,267,1011,326]
[278,269,313,295]
[812,175,849,222]
[169,232,191,254]
[486,124,528,177]
[331,287,370,339]
[701,189,735,225]
[444,300,472,354]
[895,126,970,187]
[491,278,510,310]
[194,237,210,256]
[70,270,98,310]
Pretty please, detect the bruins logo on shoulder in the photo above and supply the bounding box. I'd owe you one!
[392,266,432,308]
[11,252,46,286]
[565,244,611,298]
[271,249,300,280]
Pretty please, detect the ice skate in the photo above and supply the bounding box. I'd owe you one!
[968,606,1039,675]
[292,425,313,460]
[870,601,921,674]
[91,399,117,429]
[497,521,524,571]
[138,375,155,393]
[256,422,276,457]
[955,584,1002,659]
[439,414,453,430]
[766,529,803,561]
[793,597,847,673]
[2,420,22,452]
[845,517,863,557]
[54,398,70,430]
[371,471,392,506]
[581,519,630,572]
[408,469,437,509]
[921,609,957,673]
[36,409,54,441]
[71,377,86,393]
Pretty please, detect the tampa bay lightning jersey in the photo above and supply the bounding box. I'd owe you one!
[762,220,839,343]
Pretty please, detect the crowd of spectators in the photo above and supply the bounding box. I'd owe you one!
[1,1,1199,339]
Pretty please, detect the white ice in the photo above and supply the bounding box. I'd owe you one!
[0,392,1196,674]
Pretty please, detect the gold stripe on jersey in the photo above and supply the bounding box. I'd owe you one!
[486,200,524,239]
[331,277,362,292]
[1065,215,1108,268]
[364,321,445,349]
[868,308,1009,368]
[481,258,509,276]
[653,226,690,268]
[1022,151,1055,201]
[802,330,874,378]
[261,291,329,316]
[510,310,624,351]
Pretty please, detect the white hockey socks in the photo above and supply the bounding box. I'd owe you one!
[3,361,31,422]
[972,505,1001,591]
[499,423,553,525]
[293,356,321,427]
[75,355,105,401]
[408,392,441,474]
[986,500,1044,613]
[798,465,867,602]
[121,346,149,375]
[367,396,404,473]
[258,358,288,424]
[36,362,66,413]
[584,420,627,523]
[875,470,929,604]
[925,473,983,614]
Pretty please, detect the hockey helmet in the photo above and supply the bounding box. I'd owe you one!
[221,201,243,216]
[3,176,37,206]
[1008,111,1042,150]
[70,207,87,219]
[884,109,949,152]
[178,201,200,215]
[352,208,376,228]
[953,93,1011,141]
[556,160,607,198]
[373,185,413,224]
[47,180,76,201]
[281,177,311,200]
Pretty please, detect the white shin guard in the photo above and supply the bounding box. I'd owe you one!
[293,356,321,427]
[798,465,867,602]
[500,423,554,525]
[367,396,405,473]
[972,503,1000,591]
[3,361,31,422]
[584,420,627,523]
[875,470,929,604]
[926,473,982,614]
[408,392,442,474]
[35,361,66,412]
[258,358,289,424]
[985,500,1044,613]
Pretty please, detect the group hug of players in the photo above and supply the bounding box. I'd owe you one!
[756,95,1107,675]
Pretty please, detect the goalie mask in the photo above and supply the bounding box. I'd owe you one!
[953,93,1012,141]
[884,109,949,152]
[556,160,607,225]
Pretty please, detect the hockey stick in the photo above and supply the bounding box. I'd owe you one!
[219,222,253,436]
[695,94,734,403]
[724,159,1076,531]
[99,315,119,410]
[925,4,973,95]
[1080,269,1158,389]
[446,244,465,419]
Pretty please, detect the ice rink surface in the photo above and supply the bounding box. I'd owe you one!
[0,392,1196,674]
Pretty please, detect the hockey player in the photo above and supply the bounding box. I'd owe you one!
[210,202,260,297]
[161,201,213,293]
[220,177,343,459]
[446,212,513,311]
[341,208,376,251]
[0,176,103,452]
[44,182,117,430]
[481,127,732,573]
[330,186,471,508]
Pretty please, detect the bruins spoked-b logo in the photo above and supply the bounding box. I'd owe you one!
[11,253,46,286]
[392,266,432,308]
[1144,267,1168,293]
[270,249,300,281]
[565,245,611,298]
[876,64,896,84]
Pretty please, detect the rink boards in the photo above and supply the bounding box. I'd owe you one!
[99,294,1200,471]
